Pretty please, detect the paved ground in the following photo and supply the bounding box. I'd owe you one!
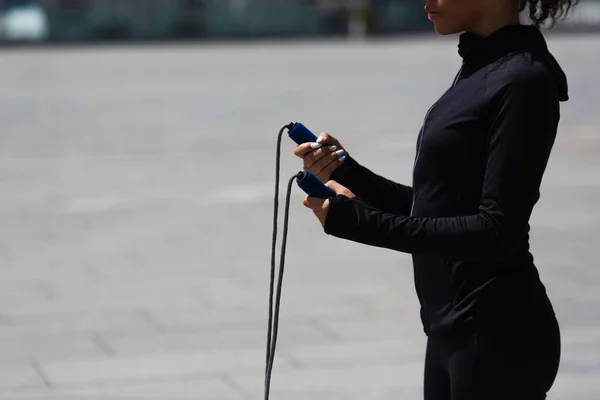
[0,33,599,399]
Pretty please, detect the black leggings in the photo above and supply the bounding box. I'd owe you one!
[424,316,561,400]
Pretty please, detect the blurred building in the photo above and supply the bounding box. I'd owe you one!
[0,0,598,44]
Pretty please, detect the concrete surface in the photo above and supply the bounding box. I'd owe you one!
[0,33,599,399]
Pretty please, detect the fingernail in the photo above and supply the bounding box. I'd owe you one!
[335,149,345,156]
[329,145,337,151]
[339,155,347,162]
[316,136,324,143]
[311,143,322,149]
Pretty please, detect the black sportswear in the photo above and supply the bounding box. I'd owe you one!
[325,24,569,336]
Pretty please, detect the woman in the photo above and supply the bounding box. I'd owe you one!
[294,0,576,399]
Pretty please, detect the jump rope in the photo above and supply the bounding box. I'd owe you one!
[264,122,335,400]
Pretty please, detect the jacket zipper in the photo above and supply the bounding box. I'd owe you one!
[410,67,463,217]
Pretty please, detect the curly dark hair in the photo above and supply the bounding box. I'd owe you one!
[519,0,580,27]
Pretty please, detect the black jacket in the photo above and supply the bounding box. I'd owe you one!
[325,24,569,336]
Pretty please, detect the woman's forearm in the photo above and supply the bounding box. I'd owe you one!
[330,155,413,216]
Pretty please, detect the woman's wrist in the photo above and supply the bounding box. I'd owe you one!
[329,154,358,184]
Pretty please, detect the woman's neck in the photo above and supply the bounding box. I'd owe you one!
[466,11,521,37]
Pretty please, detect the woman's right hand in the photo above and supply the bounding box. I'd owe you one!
[293,132,347,183]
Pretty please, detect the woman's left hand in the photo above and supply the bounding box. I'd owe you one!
[303,180,355,227]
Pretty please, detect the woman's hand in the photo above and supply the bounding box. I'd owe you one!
[294,132,347,183]
[303,180,355,227]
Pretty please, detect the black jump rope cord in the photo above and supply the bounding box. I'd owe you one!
[265,123,299,400]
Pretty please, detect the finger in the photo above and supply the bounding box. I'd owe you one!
[325,180,341,191]
[324,180,348,196]
[303,145,340,170]
[294,142,322,158]
[314,156,341,182]
[324,180,343,197]
[319,154,346,180]
[294,133,335,157]
[311,148,347,176]
[317,132,341,147]
[305,196,327,210]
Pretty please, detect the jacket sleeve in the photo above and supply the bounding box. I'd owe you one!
[329,155,414,216]
[324,70,560,262]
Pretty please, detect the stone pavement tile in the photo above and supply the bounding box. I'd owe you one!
[250,386,422,400]
[282,338,426,368]
[553,300,600,326]
[0,283,48,301]
[312,315,424,343]
[542,275,600,303]
[264,280,392,301]
[357,291,421,318]
[233,361,424,400]
[202,280,392,310]
[0,288,210,317]
[0,334,105,365]
[0,311,159,336]
[0,377,246,400]
[550,371,600,400]
[98,321,339,356]
[38,348,293,386]
[144,291,422,344]
[559,327,600,374]
[560,350,600,374]
[0,365,47,391]
[560,325,600,347]
[147,297,367,330]
[0,288,52,318]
